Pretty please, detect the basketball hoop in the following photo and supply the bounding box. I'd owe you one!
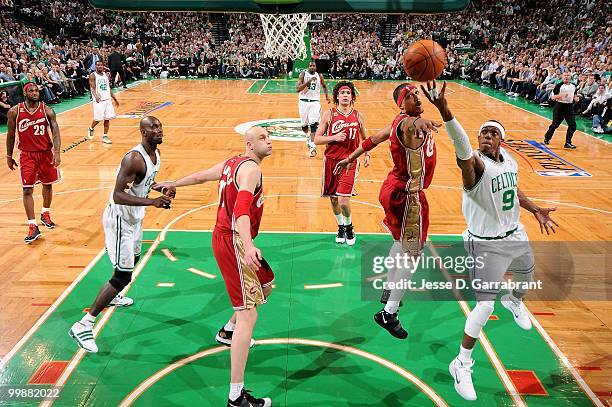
[259,13,310,60]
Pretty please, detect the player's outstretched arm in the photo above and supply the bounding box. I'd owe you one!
[421,80,482,190]
[113,152,171,208]
[45,105,61,167]
[333,125,392,174]
[517,188,559,235]
[5,106,18,170]
[154,160,226,191]
[234,160,262,268]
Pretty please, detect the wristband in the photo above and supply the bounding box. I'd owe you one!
[233,190,254,219]
[362,137,375,151]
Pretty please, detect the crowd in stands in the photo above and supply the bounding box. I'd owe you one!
[310,14,398,79]
[387,0,611,132]
[0,0,610,131]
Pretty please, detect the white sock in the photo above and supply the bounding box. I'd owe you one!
[80,313,96,327]
[88,127,93,131]
[28,219,37,225]
[458,345,473,363]
[103,133,108,137]
[229,382,244,401]
[342,214,352,226]
[384,301,400,314]
[42,207,50,213]
[224,321,235,332]
[334,213,343,225]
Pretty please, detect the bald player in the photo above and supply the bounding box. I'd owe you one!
[70,116,175,354]
[154,126,273,407]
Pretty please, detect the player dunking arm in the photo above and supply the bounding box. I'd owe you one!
[335,83,441,339]
[87,60,119,144]
[296,60,330,157]
[421,81,558,401]
[69,116,175,354]
[154,126,273,407]
[313,81,369,245]
[6,82,62,243]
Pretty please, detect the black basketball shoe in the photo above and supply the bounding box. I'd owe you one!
[227,389,271,407]
[374,309,408,339]
[335,225,346,244]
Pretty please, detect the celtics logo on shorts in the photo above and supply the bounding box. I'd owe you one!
[234,119,307,141]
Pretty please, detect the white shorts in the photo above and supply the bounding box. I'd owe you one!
[463,224,535,301]
[103,205,143,272]
[93,99,116,122]
[298,100,321,126]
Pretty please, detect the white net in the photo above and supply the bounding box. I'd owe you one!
[259,13,310,60]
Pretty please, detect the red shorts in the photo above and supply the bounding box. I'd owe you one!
[322,156,358,197]
[19,150,61,188]
[379,180,429,255]
[212,229,275,310]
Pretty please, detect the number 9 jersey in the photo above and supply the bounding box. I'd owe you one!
[462,148,520,238]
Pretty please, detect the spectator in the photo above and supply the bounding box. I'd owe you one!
[577,74,601,113]
[84,48,101,73]
[592,97,612,133]
[0,91,10,124]
[583,84,609,116]
[0,64,16,82]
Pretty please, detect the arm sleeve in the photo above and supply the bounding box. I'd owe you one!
[445,118,473,161]
[233,190,254,219]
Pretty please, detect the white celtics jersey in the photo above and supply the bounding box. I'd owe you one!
[110,144,160,224]
[94,71,111,101]
[462,148,520,238]
[300,71,321,101]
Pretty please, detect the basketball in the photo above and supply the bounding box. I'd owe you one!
[402,39,447,82]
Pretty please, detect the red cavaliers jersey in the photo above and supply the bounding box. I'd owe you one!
[16,102,52,152]
[385,113,437,193]
[215,155,264,238]
[324,107,362,160]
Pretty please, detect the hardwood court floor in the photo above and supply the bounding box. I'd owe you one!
[0,79,610,404]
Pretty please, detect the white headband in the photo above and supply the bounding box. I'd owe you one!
[479,121,505,140]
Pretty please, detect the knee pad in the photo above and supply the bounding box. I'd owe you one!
[109,270,132,291]
[310,123,319,134]
[464,300,495,339]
